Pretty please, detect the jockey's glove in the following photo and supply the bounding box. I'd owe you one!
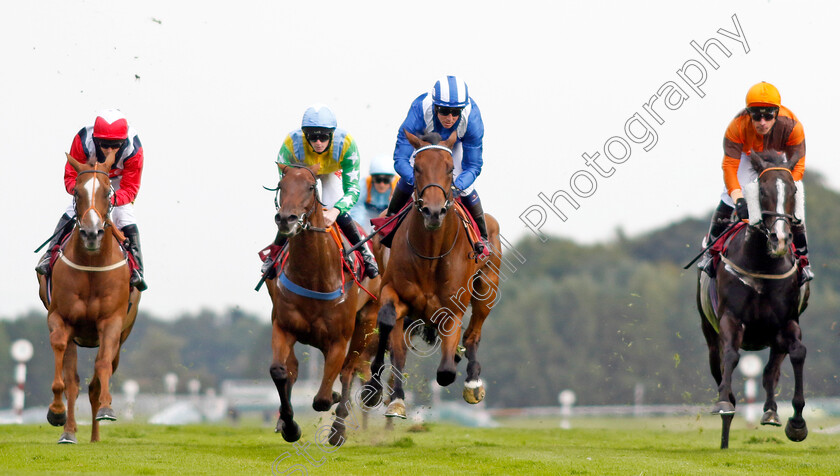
[735,198,749,222]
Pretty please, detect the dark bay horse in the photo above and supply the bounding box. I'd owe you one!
[36,151,141,444]
[362,131,502,419]
[697,150,810,449]
[265,164,380,445]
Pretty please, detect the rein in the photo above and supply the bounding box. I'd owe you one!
[406,215,461,260]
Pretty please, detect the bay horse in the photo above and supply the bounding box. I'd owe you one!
[697,149,810,449]
[265,164,380,445]
[362,131,502,419]
[36,150,141,444]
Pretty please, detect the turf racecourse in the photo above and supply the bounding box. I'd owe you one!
[1,416,838,475]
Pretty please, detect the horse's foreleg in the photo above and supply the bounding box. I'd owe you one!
[331,306,377,445]
[92,317,123,423]
[58,342,79,444]
[760,349,785,426]
[269,323,300,442]
[436,310,464,387]
[700,314,722,386]
[784,320,808,442]
[314,339,348,412]
[362,285,402,408]
[462,268,497,404]
[47,312,71,428]
[713,314,743,415]
[384,318,408,419]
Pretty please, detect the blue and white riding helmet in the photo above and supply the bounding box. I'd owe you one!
[301,104,337,130]
[432,75,469,108]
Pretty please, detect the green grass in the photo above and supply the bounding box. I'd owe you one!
[1,415,839,475]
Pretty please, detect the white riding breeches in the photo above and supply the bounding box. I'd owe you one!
[65,202,137,230]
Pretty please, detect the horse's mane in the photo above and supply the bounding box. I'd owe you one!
[419,132,443,145]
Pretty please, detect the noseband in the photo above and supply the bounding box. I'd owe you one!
[274,164,328,233]
[74,169,115,228]
[413,145,455,213]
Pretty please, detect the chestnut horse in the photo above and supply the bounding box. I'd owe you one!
[265,164,380,445]
[697,150,810,449]
[36,150,141,444]
[362,131,502,419]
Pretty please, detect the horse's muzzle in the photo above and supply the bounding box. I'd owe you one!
[275,212,301,237]
[79,227,105,251]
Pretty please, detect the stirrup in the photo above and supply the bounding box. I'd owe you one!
[36,255,52,276]
[799,266,814,285]
[131,271,148,292]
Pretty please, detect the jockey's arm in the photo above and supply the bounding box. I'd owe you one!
[392,101,428,186]
[113,145,143,206]
[331,139,361,217]
[454,112,485,192]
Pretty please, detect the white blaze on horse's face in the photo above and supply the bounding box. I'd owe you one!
[77,173,107,251]
[766,176,790,257]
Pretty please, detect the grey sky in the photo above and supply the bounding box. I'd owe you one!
[1,0,835,319]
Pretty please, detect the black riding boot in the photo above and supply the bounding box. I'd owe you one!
[36,213,74,275]
[261,232,288,280]
[462,194,489,255]
[338,213,379,279]
[122,224,148,291]
[386,185,413,216]
[697,201,734,277]
[792,222,814,285]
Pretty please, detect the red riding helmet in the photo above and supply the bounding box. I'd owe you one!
[93,109,129,140]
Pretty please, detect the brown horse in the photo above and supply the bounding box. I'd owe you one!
[265,164,380,445]
[362,131,502,419]
[36,150,141,444]
[697,149,810,449]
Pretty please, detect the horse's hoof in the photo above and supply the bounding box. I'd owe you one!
[47,410,67,427]
[360,383,382,408]
[332,391,342,404]
[785,418,808,442]
[385,399,407,419]
[312,396,334,412]
[58,432,77,444]
[760,410,782,426]
[275,419,301,442]
[711,401,735,415]
[463,379,485,404]
[96,407,117,421]
[436,369,456,387]
[328,425,346,447]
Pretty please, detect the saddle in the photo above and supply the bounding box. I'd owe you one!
[372,198,488,257]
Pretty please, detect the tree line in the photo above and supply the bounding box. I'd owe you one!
[2,174,838,409]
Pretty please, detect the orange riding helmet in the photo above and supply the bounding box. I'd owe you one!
[745,82,781,108]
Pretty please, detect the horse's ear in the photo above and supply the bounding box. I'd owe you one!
[100,148,117,171]
[66,153,85,172]
[786,150,804,172]
[748,150,772,174]
[443,131,458,150]
[279,164,288,175]
[405,130,423,149]
[309,163,321,175]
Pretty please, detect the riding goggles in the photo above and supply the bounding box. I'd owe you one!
[748,107,778,121]
[436,106,463,117]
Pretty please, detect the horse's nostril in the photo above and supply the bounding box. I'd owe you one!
[420,207,430,216]
[286,215,298,225]
[274,213,282,223]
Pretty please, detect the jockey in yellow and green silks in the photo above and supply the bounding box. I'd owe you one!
[262,104,379,279]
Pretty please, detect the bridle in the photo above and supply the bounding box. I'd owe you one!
[273,164,328,233]
[74,169,115,229]
[413,145,455,214]
[407,144,459,260]
[753,167,798,240]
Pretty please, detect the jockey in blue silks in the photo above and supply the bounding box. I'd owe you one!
[385,75,488,254]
